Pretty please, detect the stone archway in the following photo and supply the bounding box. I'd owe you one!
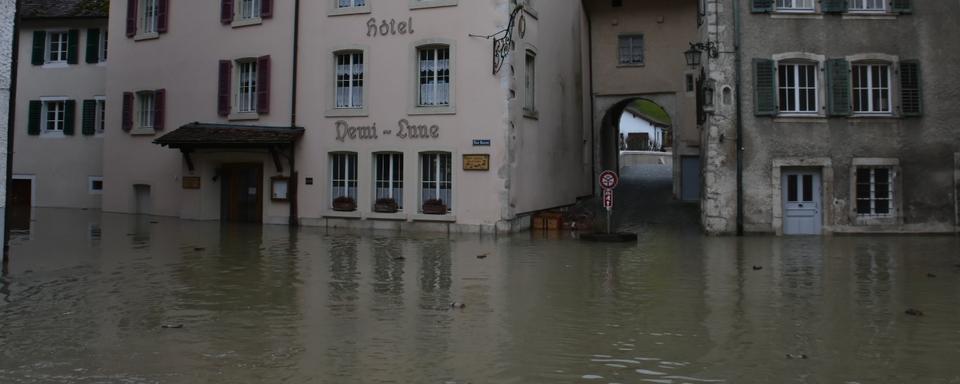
[594,96,674,185]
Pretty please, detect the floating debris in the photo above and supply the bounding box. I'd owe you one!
[752,266,763,271]
[926,273,937,278]
[393,256,406,261]
[786,354,808,359]
[450,302,466,309]
[194,247,205,251]
[161,324,184,329]
[477,254,488,259]
[905,308,924,317]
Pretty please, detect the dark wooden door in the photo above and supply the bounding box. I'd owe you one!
[221,164,263,223]
[10,179,32,230]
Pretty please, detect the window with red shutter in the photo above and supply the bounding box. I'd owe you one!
[218,60,232,116]
[261,0,273,18]
[221,0,234,24]
[257,55,271,114]
[126,0,138,37]
[154,89,166,130]
[122,92,134,131]
[157,0,169,33]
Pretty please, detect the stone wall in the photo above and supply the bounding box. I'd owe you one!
[0,0,16,258]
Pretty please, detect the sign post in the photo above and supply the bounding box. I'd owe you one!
[599,170,620,234]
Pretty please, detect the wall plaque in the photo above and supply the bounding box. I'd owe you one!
[182,176,201,189]
[463,154,490,171]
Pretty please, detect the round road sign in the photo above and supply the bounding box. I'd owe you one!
[599,170,619,189]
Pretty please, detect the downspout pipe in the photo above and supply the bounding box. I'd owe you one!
[4,0,21,269]
[733,0,744,236]
[288,0,300,227]
[584,2,596,196]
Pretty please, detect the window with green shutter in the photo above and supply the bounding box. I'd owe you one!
[82,99,98,135]
[826,59,851,116]
[63,100,77,135]
[27,100,42,135]
[67,30,80,64]
[85,29,100,64]
[899,61,922,117]
[753,59,777,116]
[821,0,848,13]
[751,0,774,13]
[891,0,911,14]
[31,31,46,65]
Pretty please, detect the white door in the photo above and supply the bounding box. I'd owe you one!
[782,170,822,235]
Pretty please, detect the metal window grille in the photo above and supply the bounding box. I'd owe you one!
[856,167,894,216]
[418,47,450,107]
[335,52,364,109]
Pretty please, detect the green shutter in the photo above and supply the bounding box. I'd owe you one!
[753,59,777,116]
[27,100,42,135]
[31,31,46,65]
[82,100,98,135]
[751,0,773,13]
[891,0,912,14]
[67,29,79,64]
[85,29,100,64]
[900,60,922,117]
[822,0,847,13]
[63,100,77,135]
[826,59,851,116]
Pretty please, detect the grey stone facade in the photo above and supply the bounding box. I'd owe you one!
[0,0,16,259]
[701,0,960,234]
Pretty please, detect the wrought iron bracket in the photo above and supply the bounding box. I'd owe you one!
[469,5,526,75]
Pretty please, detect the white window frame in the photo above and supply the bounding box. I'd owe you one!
[374,152,404,210]
[855,167,893,217]
[848,0,885,12]
[137,91,155,130]
[419,152,453,212]
[40,97,68,136]
[46,31,69,65]
[335,51,364,109]
[328,0,370,16]
[850,158,901,226]
[617,34,644,66]
[409,39,457,115]
[94,96,106,135]
[410,0,458,10]
[237,0,262,20]
[524,49,537,117]
[98,29,108,63]
[236,60,259,114]
[139,0,160,35]
[777,62,819,114]
[774,0,815,12]
[851,62,892,115]
[88,176,104,195]
[417,46,450,107]
[330,152,358,205]
[772,52,826,117]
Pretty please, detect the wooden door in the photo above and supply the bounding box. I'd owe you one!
[221,164,263,223]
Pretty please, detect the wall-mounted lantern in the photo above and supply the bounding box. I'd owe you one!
[684,41,719,68]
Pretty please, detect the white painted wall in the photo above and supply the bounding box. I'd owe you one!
[618,113,664,151]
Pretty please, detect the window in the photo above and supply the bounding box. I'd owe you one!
[43,100,66,133]
[89,176,104,194]
[618,35,644,65]
[375,153,403,209]
[138,91,155,129]
[47,32,68,64]
[140,0,160,34]
[95,97,106,134]
[335,52,364,109]
[852,63,891,114]
[410,0,459,9]
[98,30,108,62]
[338,0,366,8]
[238,0,262,19]
[524,51,536,112]
[777,63,818,113]
[775,0,814,11]
[849,0,884,11]
[331,153,358,204]
[420,152,452,211]
[237,61,258,114]
[418,46,450,107]
[856,167,893,216]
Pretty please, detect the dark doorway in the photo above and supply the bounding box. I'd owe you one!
[9,178,32,231]
[681,156,702,202]
[221,164,263,223]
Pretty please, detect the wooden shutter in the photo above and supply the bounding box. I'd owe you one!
[63,100,77,135]
[154,89,166,130]
[257,55,271,114]
[82,99,97,135]
[221,0,234,24]
[67,29,80,64]
[753,59,776,116]
[157,0,170,33]
[27,101,42,135]
[900,60,922,117]
[218,60,232,116]
[31,31,46,65]
[261,0,273,18]
[891,0,912,14]
[821,0,847,13]
[85,29,100,63]
[122,92,134,131]
[751,0,773,13]
[826,59,851,116]
[126,0,138,37]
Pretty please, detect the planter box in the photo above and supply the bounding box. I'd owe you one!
[422,199,448,215]
[374,198,399,213]
[332,196,357,212]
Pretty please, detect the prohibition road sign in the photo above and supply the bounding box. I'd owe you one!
[599,170,619,189]
[603,188,614,209]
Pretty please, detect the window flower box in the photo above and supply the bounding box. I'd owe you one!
[332,196,357,212]
[422,199,448,215]
[374,198,399,213]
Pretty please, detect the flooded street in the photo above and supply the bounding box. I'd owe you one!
[3,187,960,382]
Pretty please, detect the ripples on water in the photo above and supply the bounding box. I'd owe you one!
[1,209,959,383]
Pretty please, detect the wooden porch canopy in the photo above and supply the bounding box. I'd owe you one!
[153,122,304,172]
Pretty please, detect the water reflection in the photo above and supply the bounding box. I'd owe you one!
[1,209,959,383]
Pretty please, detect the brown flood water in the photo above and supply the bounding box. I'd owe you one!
[1,208,959,383]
